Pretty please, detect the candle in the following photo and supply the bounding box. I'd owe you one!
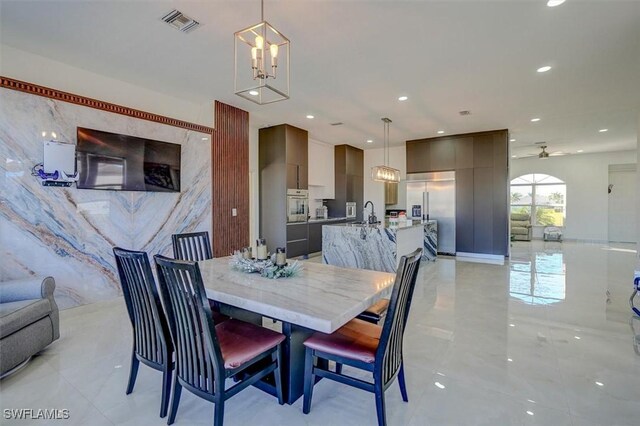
[256,238,267,260]
[242,247,252,259]
[276,247,286,266]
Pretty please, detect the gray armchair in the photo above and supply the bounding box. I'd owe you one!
[511,213,532,241]
[0,277,60,377]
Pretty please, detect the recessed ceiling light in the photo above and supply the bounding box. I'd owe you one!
[366,139,373,144]
[531,118,541,122]
[306,115,314,119]
[595,381,604,387]
[510,138,516,142]
[398,96,408,101]
[434,382,446,389]
[599,128,608,132]
[437,130,445,134]
[248,90,259,96]
[537,66,552,73]
[526,411,534,416]
[547,0,566,7]
[201,137,208,141]
[512,155,517,158]
[507,358,513,362]
[574,336,581,340]
[577,149,584,153]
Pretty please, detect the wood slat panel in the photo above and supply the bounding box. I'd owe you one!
[212,101,249,257]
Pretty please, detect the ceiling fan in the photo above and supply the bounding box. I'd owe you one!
[515,142,569,159]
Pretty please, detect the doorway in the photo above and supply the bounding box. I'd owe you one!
[608,164,637,243]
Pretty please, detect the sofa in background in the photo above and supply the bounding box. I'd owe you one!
[511,213,532,241]
[0,277,60,377]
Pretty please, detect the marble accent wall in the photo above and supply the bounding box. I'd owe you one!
[0,88,212,309]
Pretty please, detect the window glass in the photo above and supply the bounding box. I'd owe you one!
[535,184,566,206]
[510,186,532,205]
[510,174,566,228]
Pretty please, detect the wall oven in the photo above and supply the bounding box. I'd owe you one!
[287,189,309,223]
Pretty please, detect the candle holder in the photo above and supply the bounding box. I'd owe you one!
[256,238,268,260]
[275,247,286,267]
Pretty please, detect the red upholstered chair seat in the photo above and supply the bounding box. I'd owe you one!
[303,318,382,364]
[216,319,286,369]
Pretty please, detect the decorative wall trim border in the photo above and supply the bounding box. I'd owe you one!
[1,76,214,134]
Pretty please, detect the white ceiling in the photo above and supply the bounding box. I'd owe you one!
[1,0,639,158]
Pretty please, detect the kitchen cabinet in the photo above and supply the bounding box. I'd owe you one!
[259,124,309,252]
[407,129,509,256]
[385,182,398,205]
[308,223,323,253]
[286,223,308,258]
[308,140,335,199]
[326,145,364,220]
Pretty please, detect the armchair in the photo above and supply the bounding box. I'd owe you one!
[0,277,60,377]
[510,213,532,241]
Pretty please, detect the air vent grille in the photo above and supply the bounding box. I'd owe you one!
[459,110,471,116]
[161,9,200,33]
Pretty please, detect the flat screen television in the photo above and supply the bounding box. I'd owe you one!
[76,127,181,192]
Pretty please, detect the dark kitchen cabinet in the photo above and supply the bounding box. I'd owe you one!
[407,129,509,256]
[406,140,430,174]
[259,124,309,253]
[308,223,323,253]
[326,145,364,220]
[286,223,308,258]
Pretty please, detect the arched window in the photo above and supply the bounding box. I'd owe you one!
[510,174,566,226]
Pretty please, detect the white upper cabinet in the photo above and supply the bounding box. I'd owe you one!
[308,139,335,199]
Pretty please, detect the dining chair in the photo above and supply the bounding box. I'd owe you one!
[113,247,173,418]
[154,255,285,426]
[302,248,423,426]
[171,231,212,262]
[171,231,229,323]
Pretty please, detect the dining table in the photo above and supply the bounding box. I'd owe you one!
[198,257,396,404]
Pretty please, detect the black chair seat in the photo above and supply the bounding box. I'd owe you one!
[356,299,389,324]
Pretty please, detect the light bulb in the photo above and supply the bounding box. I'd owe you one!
[42,131,46,138]
[270,43,278,58]
[51,132,57,139]
[251,47,258,60]
[255,36,264,50]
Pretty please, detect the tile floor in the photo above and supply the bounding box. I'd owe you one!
[2,241,640,425]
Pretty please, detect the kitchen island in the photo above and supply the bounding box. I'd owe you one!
[322,220,437,272]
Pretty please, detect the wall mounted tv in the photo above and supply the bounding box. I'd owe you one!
[76,127,181,192]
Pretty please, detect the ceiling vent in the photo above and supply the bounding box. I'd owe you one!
[161,9,200,33]
[458,110,471,116]
[330,122,344,126]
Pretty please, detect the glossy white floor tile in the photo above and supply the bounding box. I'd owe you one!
[1,241,639,425]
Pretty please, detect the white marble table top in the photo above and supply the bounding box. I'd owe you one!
[198,257,396,333]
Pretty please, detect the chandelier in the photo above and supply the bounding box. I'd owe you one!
[234,0,290,105]
[371,118,401,183]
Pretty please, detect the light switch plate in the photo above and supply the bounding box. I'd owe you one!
[232,208,237,217]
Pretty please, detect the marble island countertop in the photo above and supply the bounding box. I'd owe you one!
[322,220,438,272]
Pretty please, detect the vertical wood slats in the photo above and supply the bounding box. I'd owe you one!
[212,101,249,257]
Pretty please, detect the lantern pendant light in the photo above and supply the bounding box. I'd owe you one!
[234,0,290,105]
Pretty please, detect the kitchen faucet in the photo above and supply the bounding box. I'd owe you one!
[364,200,377,224]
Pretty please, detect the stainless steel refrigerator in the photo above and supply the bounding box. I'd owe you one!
[406,171,456,255]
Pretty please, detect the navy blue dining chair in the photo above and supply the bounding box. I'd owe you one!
[113,247,173,418]
[302,248,422,426]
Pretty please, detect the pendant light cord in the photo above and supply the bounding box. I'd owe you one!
[261,0,264,21]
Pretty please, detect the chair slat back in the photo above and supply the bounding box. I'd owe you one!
[172,232,212,262]
[375,248,422,386]
[154,255,223,394]
[113,247,170,365]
